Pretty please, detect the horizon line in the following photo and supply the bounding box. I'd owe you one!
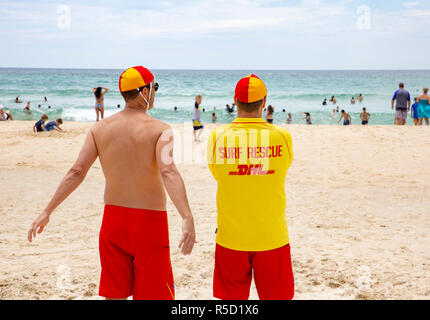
[1,67,430,72]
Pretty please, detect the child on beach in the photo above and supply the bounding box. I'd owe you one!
[45,119,64,133]
[33,114,48,133]
[411,98,419,126]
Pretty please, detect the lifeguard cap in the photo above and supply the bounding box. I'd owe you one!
[235,74,267,103]
[119,66,154,92]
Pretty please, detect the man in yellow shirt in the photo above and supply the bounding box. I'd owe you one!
[207,74,294,300]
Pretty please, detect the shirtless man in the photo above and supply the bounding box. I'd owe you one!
[28,66,196,300]
[360,108,371,125]
[339,110,351,126]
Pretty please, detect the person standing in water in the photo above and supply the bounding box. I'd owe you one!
[287,113,292,124]
[93,87,109,122]
[339,110,352,126]
[28,66,196,300]
[266,105,274,124]
[417,88,430,126]
[360,108,371,125]
[193,95,204,142]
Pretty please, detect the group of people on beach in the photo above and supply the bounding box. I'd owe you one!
[392,83,430,126]
[28,68,295,301]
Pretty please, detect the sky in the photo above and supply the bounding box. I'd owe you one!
[1,0,430,70]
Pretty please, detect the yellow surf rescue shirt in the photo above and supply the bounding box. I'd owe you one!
[207,118,294,252]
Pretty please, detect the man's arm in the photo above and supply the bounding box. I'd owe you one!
[28,130,99,242]
[156,127,196,256]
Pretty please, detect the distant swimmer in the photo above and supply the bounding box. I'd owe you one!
[339,110,351,126]
[38,104,41,109]
[360,108,371,125]
[322,99,327,106]
[226,104,234,116]
[266,105,274,124]
[330,96,337,105]
[332,108,336,117]
[24,102,31,114]
[174,106,178,112]
[193,95,204,142]
[117,104,121,109]
[93,87,109,122]
[287,113,292,124]
[304,112,312,125]
[212,112,217,123]
[45,118,64,133]
[282,109,286,113]
[44,97,48,102]
[358,94,363,103]
[15,96,23,104]
[351,97,356,104]
[33,114,48,133]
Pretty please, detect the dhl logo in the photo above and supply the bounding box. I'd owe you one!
[229,165,275,176]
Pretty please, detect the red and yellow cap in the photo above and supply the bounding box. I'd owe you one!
[119,66,154,92]
[235,74,267,103]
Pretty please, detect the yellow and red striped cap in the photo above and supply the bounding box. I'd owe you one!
[119,66,154,92]
[235,74,267,103]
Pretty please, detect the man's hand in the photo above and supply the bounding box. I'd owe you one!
[28,212,50,243]
[178,216,196,255]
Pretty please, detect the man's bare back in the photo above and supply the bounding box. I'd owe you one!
[92,109,169,211]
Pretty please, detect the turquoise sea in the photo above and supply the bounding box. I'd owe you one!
[0,68,429,125]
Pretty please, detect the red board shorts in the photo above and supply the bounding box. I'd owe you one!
[214,244,294,300]
[99,205,174,300]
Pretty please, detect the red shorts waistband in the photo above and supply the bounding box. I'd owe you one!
[104,205,167,215]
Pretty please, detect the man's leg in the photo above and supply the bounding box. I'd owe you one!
[252,245,295,300]
[213,244,253,300]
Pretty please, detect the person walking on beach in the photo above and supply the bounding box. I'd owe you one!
[339,110,351,126]
[28,66,196,300]
[411,98,420,126]
[193,95,204,142]
[417,88,430,126]
[266,105,274,124]
[93,87,109,122]
[392,83,411,126]
[207,74,295,300]
[360,108,371,125]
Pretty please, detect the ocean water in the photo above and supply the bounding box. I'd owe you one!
[0,68,429,125]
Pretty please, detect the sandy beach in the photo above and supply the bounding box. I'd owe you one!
[0,121,429,300]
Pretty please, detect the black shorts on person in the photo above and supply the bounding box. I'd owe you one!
[362,120,368,125]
